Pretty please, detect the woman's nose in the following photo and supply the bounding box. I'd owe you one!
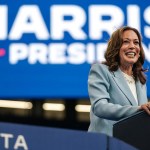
[129,42,135,49]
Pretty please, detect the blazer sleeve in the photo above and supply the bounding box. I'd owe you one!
[88,63,140,121]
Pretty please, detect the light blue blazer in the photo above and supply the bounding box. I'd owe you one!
[88,63,148,136]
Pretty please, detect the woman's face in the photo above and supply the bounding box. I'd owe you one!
[119,30,140,67]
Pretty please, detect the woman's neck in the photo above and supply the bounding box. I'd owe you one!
[119,65,133,76]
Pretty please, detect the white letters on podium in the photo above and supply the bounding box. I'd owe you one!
[0,133,28,150]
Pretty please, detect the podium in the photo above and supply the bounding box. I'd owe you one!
[113,110,150,150]
[0,122,137,150]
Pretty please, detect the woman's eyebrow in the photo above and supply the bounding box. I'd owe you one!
[123,38,139,41]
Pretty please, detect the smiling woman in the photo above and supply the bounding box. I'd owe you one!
[120,30,140,66]
[104,26,146,84]
[88,26,150,137]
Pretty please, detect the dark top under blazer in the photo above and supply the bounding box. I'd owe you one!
[88,63,148,136]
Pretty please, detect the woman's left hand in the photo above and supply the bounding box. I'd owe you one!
[139,102,150,115]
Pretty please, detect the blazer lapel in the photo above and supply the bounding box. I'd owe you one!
[111,68,138,106]
[135,80,147,105]
[136,81,143,105]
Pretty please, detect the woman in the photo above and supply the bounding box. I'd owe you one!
[88,26,150,136]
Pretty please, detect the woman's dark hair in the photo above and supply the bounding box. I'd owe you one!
[103,26,147,84]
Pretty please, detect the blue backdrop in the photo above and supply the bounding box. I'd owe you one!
[0,0,150,99]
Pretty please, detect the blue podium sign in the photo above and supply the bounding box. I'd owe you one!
[0,122,137,150]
